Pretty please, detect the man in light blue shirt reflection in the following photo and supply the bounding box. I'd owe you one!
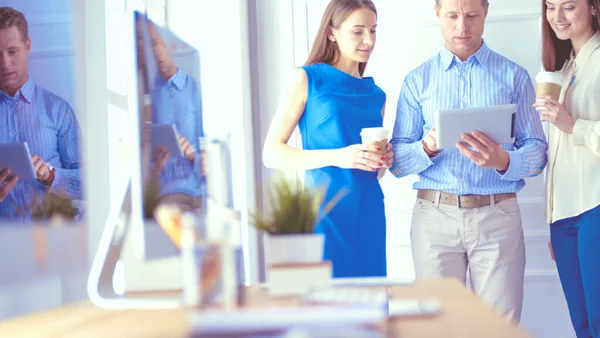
[145,21,204,213]
[389,0,548,322]
[0,7,82,222]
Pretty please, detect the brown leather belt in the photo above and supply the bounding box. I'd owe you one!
[417,189,516,209]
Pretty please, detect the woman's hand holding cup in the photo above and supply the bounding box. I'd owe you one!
[335,144,387,171]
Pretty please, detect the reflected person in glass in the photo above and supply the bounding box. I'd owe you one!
[136,16,204,217]
[0,7,82,223]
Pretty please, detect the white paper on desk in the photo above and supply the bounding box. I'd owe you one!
[187,305,386,335]
[303,287,388,307]
[259,277,414,290]
[387,299,442,317]
[331,277,414,287]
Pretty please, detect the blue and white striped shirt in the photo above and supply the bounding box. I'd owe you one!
[151,69,204,197]
[0,78,82,221]
[390,42,548,195]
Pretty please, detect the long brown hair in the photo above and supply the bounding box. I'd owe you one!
[541,0,600,71]
[304,0,377,76]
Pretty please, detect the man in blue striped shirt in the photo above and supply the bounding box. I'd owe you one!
[0,7,82,222]
[140,19,204,215]
[390,0,548,322]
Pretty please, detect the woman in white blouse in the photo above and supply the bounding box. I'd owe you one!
[534,1,600,337]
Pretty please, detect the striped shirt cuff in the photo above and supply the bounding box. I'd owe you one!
[498,150,521,181]
[49,167,68,195]
[413,142,435,169]
[390,141,434,177]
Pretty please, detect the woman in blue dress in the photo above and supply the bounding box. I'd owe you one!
[262,0,392,277]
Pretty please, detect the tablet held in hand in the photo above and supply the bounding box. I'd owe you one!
[435,104,517,149]
[0,142,37,180]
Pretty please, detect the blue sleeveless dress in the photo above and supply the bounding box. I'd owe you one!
[299,63,387,278]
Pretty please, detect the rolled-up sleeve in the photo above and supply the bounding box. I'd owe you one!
[572,119,600,156]
[389,77,433,178]
[498,71,548,181]
[50,104,83,199]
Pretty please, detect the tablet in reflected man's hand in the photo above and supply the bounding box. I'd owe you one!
[0,142,37,180]
[150,124,184,157]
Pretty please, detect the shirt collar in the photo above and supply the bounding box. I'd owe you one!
[18,77,35,103]
[572,31,600,72]
[440,40,491,71]
[166,68,185,91]
[0,77,35,103]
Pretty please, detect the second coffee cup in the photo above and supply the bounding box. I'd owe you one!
[535,72,564,111]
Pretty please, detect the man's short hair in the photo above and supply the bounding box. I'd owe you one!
[435,0,489,7]
[0,7,28,41]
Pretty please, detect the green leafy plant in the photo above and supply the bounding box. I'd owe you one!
[253,177,346,235]
[30,190,78,220]
[143,175,161,219]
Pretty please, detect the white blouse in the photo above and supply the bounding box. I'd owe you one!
[546,31,600,224]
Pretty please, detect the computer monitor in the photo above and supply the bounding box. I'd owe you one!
[87,5,238,309]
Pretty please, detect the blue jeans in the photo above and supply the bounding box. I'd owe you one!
[551,204,600,338]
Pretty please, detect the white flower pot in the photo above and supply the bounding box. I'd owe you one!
[264,233,324,266]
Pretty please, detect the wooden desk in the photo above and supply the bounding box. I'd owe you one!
[0,278,532,338]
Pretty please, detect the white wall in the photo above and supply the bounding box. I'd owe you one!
[71,0,110,271]
[249,0,301,282]
[252,1,572,337]
[167,0,261,285]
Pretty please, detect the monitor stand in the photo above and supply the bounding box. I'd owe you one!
[87,181,183,309]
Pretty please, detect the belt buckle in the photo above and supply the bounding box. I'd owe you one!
[457,195,477,209]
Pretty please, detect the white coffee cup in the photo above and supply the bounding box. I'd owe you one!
[360,127,388,154]
[360,127,388,143]
[535,71,564,88]
[535,72,564,111]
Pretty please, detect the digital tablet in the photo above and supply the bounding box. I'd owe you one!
[149,124,184,157]
[0,142,37,180]
[435,104,517,149]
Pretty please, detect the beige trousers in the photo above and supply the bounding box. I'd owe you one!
[410,196,525,323]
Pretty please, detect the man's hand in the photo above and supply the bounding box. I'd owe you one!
[456,131,510,172]
[31,155,52,183]
[423,128,441,157]
[153,147,170,176]
[179,136,195,162]
[0,168,19,202]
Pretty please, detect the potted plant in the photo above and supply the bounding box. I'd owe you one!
[143,174,161,219]
[14,188,82,225]
[253,177,346,266]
